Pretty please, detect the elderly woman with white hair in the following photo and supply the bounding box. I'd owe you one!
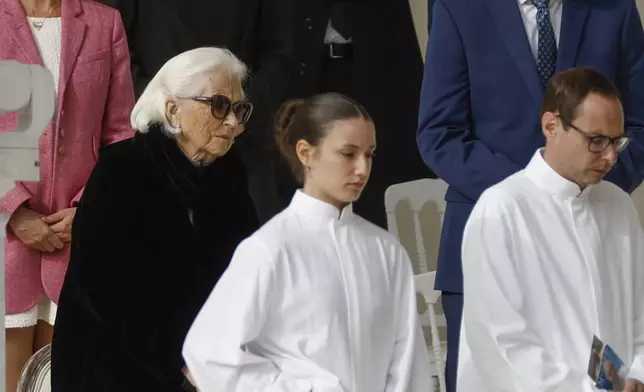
[50,47,260,392]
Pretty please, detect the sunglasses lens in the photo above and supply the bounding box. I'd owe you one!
[211,95,232,119]
[234,102,253,124]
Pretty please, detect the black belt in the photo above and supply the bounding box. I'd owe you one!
[326,43,353,59]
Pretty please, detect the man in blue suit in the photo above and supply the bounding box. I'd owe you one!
[417,1,644,391]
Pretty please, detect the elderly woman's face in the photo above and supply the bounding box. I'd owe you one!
[170,70,246,163]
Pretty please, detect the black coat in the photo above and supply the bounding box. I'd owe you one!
[51,128,259,392]
[284,0,436,227]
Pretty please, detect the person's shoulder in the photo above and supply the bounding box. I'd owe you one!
[81,0,119,16]
[592,182,644,234]
[434,0,488,19]
[477,171,528,210]
[437,0,480,9]
[249,208,295,246]
[232,224,284,270]
[348,215,416,274]
[345,214,413,261]
[465,173,532,232]
[94,136,137,168]
[594,180,634,206]
[80,0,122,23]
[352,214,399,243]
[88,136,150,190]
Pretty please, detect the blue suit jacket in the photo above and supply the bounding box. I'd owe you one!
[417,0,644,293]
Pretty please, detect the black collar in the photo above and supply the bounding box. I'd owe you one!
[135,125,228,210]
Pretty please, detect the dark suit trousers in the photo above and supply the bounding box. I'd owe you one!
[319,55,388,229]
[442,292,463,392]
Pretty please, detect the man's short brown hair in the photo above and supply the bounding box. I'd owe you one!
[541,67,621,123]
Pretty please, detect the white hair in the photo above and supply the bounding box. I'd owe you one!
[131,47,249,133]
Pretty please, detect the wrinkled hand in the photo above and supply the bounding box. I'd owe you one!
[605,361,644,392]
[8,206,64,252]
[42,208,76,242]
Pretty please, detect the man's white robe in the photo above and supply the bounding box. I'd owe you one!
[457,149,644,392]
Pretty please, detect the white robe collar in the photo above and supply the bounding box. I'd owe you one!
[290,190,354,222]
[525,148,594,200]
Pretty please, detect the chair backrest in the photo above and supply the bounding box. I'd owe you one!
[17,344,51,392]
[415,271,447,392]
[415,271,447,331]
[631,183,644,226]
[384,178,448,272]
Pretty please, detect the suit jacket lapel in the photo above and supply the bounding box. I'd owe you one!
[556,0,589,72]
[2,0,42,65]
[487,0,543,101]
[58,0,85,109]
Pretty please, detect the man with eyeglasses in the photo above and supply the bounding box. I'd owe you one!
[418,1,644,390]
[457,68,644,392]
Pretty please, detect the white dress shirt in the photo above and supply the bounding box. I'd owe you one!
[457,149,644,391]
[517,0,563,59]
[183,190,432,392]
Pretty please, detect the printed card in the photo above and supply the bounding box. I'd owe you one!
[587,335,626,391]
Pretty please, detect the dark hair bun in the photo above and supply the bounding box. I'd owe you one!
[274,99,305,139]
[273,93,371,184]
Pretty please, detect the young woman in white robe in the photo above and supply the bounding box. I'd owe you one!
[182,92,432,392]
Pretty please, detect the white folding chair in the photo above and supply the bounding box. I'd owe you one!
[385,178,449,392]
[17,343,51,392]
[415,272,447,392]
[384,178,448,273]
[631,183,644,226]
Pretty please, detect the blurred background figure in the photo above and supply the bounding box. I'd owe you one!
[0,0,135,391]
[97,0,295,223]
[281,0,434,228]
[50,47,259,392]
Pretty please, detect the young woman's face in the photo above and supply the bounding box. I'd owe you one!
[299,117,376,209]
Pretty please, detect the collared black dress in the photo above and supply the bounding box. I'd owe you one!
[51,126,259,392]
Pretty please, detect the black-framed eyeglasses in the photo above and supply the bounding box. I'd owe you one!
[182,94,253,124]
[558,116,630,153]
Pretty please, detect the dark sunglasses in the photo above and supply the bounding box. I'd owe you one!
[184,94,253,124]
[558,116,630,154]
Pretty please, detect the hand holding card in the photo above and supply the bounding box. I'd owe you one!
[588,335,626,391]
[604,360,625,391]
[587,335,644,391]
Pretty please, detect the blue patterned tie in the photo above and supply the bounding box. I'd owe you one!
[533,0,557,87]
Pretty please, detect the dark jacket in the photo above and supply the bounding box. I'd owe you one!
[51,127,259,392]
[285,0,435,227]
[100,0,293,144]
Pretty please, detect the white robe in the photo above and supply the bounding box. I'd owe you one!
[458,149,644,392]
[182,190,432,392]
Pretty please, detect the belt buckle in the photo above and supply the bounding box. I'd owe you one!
[329,44,343,59]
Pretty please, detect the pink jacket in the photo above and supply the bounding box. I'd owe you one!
[0,0,135,313]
